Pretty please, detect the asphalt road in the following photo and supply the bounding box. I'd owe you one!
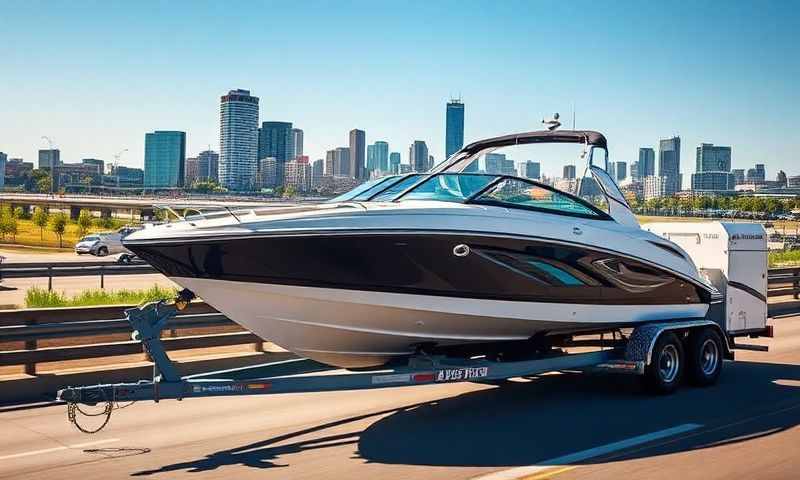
[0,316,798,480]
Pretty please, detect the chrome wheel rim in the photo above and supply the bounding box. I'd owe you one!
[658,344,679,383]
[700,338,719,376]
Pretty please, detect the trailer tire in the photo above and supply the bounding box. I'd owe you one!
[643,332,684,394]
[685,328,723,387]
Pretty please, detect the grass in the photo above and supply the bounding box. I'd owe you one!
[24,285,178,308]
[0,217,129,249]
[769,250,800,268]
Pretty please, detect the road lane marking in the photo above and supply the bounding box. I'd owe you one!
[474,423,702,480]
[0,438,120,461]
[520,466,576,479]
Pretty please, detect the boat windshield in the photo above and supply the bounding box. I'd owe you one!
[327,176,398,203]
[395,174,498,203]
[367,174,423,201]
[395,173,609,219]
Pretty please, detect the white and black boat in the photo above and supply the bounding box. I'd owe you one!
[124,130,720,368]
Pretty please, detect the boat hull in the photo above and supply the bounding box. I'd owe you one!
[128,230,714,368]
[171,277,710,368]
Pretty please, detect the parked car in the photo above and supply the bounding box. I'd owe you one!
[74,232,129,256]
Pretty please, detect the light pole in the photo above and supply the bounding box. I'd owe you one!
[41,136,56,194]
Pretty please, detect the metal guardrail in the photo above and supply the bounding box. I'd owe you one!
[1,267,799,376]
[0,302,260,375]
[0,261,157,289]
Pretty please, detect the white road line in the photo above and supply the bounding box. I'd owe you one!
[475,423,702,480]
[0,438,120,461]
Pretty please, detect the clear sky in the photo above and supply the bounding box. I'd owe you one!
[1,0,798,182]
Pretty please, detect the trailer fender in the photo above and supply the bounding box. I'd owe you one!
[625,320,732,366]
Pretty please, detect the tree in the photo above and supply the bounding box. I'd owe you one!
[50,212,68,248]
[2,207,18,242]
[32,207,49,241]
[36,175,52,194]
[282,185,297,199]
[77,209,93,238]
[13,206,26,220]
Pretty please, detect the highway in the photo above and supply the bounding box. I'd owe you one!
[1,314,799,479]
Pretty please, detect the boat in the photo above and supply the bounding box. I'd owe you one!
[124,129,720,368]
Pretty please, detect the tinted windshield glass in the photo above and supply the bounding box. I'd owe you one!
[328,177,394,203]
[398,174,497,202]
[370,174,423,201]
[472,178,602,218]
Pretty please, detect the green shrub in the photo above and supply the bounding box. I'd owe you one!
[769,250,800,267]
[24,285,178,308]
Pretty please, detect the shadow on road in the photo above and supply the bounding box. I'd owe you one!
[132,360,800,476]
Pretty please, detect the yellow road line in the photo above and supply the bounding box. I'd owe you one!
[519,466,577,480]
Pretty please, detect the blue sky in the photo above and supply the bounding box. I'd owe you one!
[1,0,798,181]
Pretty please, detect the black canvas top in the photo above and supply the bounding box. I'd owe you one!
[459,130,607,155]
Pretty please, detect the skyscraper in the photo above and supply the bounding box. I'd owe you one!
[563,165,576,179]
[325,150,337,176]
[0,152,6,190]
[445,98,465,160]
[658,136,681,194]
[311,158,324,188]
[523,161,541,179]
[259,121,293,187]
[409,141,429,173]
[197,150,219,182]
[291,128,304,158]
[638,148,655,177]
[38,149,60,169]
[219,89,259,191]
[615,161,627,181]
[367,141,389,175]
[335,147,351,176]
[630,161,640,181]
[389,152,401,174]
[349,129,366,180]
[695,143,731,172]
[485,153,505,174]
[144,130,186,188]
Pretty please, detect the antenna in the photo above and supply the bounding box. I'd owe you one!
[572,103,576,130]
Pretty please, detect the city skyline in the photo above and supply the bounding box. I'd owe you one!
[1,1,797,182]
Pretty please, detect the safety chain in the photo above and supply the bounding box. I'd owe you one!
[65,386,136,434]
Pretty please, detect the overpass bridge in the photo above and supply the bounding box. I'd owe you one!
[0,192,324,220]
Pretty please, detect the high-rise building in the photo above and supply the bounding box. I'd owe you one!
[291,128,304,158]
[335,147,351,176]
[445,98,465,160]
[777,170,788,187]
[389,152,401,174]
[0,152,6,190]
[563,165,576,179]
[630,161,640,181]
[144,131,186,188]
[691,171,735,191]
[523,161,541,179]
[638,148,655,177]
[197,150,219,182]
[658,136,681,195]
[501,158,516,176]
[608,162,616,180]
[696,143,731,172]
[732,169,745,185]
[311,159,324,188]
[284,158,312,192]
[259,121,293,187]
[746,164,766,183]
[219,89,259,191]
[366,141,389,175]
[257,157,278,189]
[38,149,61,170]
[643,176,668,200]
[81,159,104,176]
[325,150,337,176]
[409,141,429,173]
[485,153,505,174]
[428,155,435,171]
[615,161,627,181]
[349,129,366,180]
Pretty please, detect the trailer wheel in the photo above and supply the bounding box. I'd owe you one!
[643,332,684,394]
[685,328,723,387]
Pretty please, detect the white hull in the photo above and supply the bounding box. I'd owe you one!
[175,277,709,368]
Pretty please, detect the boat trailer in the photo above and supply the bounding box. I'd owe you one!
[57,299,740,433]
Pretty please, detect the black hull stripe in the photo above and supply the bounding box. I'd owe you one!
[727,281,767,303]
[126,227,715,295]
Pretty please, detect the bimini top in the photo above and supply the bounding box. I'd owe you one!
[432,129,607,174]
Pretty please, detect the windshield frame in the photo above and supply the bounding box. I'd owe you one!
[393,172,612,220]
